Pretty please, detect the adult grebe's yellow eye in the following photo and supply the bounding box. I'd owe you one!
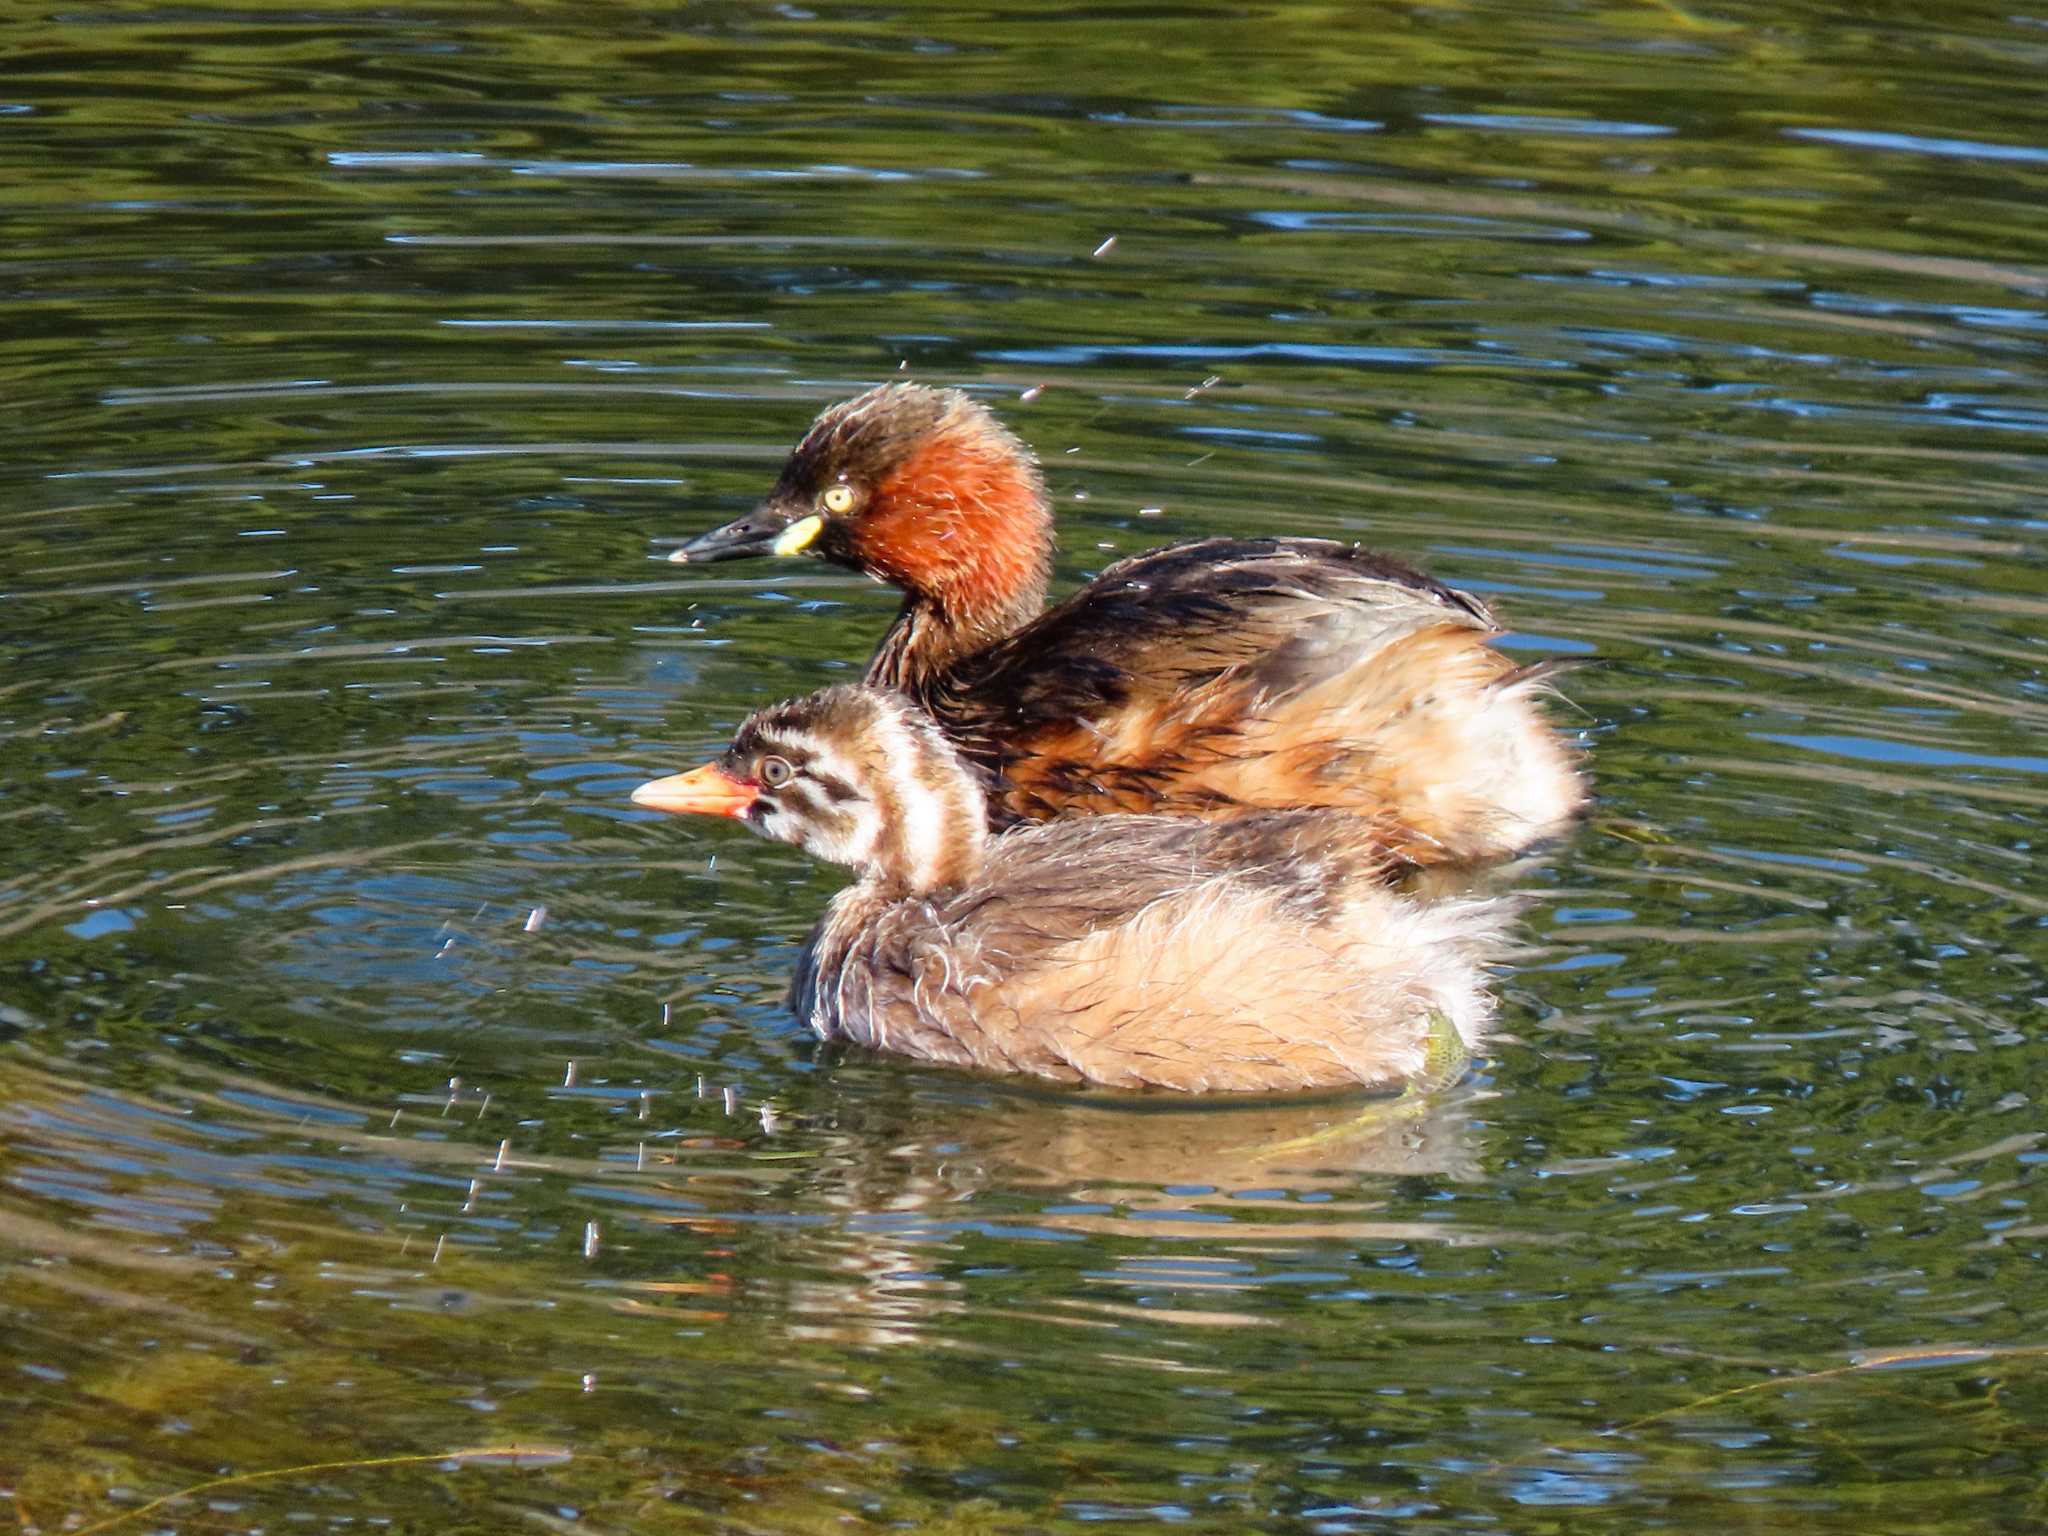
[821,484,858,515]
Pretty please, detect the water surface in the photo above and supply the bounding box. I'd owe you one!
[4,2,2046,1531]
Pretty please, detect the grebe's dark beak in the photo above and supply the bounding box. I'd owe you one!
[668,505,820,564]
[631,762,758,818]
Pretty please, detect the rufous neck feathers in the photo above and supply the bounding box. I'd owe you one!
[842,393,1053,683]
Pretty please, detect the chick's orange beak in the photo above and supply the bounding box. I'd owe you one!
[630,762,758,819]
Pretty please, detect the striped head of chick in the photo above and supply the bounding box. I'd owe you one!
[633,686,989,896]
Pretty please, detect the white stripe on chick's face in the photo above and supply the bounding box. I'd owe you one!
[748,729,883,872]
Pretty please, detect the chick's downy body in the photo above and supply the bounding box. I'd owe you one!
[633,687,1516,1093]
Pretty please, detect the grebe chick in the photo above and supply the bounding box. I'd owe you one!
[667,383,1586,866]
[631,686,1517,1094]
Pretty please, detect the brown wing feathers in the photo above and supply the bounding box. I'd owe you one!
[908,537,1582,857]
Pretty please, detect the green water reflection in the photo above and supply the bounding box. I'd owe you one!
[4,1,2046,1531]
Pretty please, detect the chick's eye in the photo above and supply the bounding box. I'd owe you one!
[821,484,858,515]
[758,755,794,788]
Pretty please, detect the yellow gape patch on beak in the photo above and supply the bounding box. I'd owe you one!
[771,514,824,557]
